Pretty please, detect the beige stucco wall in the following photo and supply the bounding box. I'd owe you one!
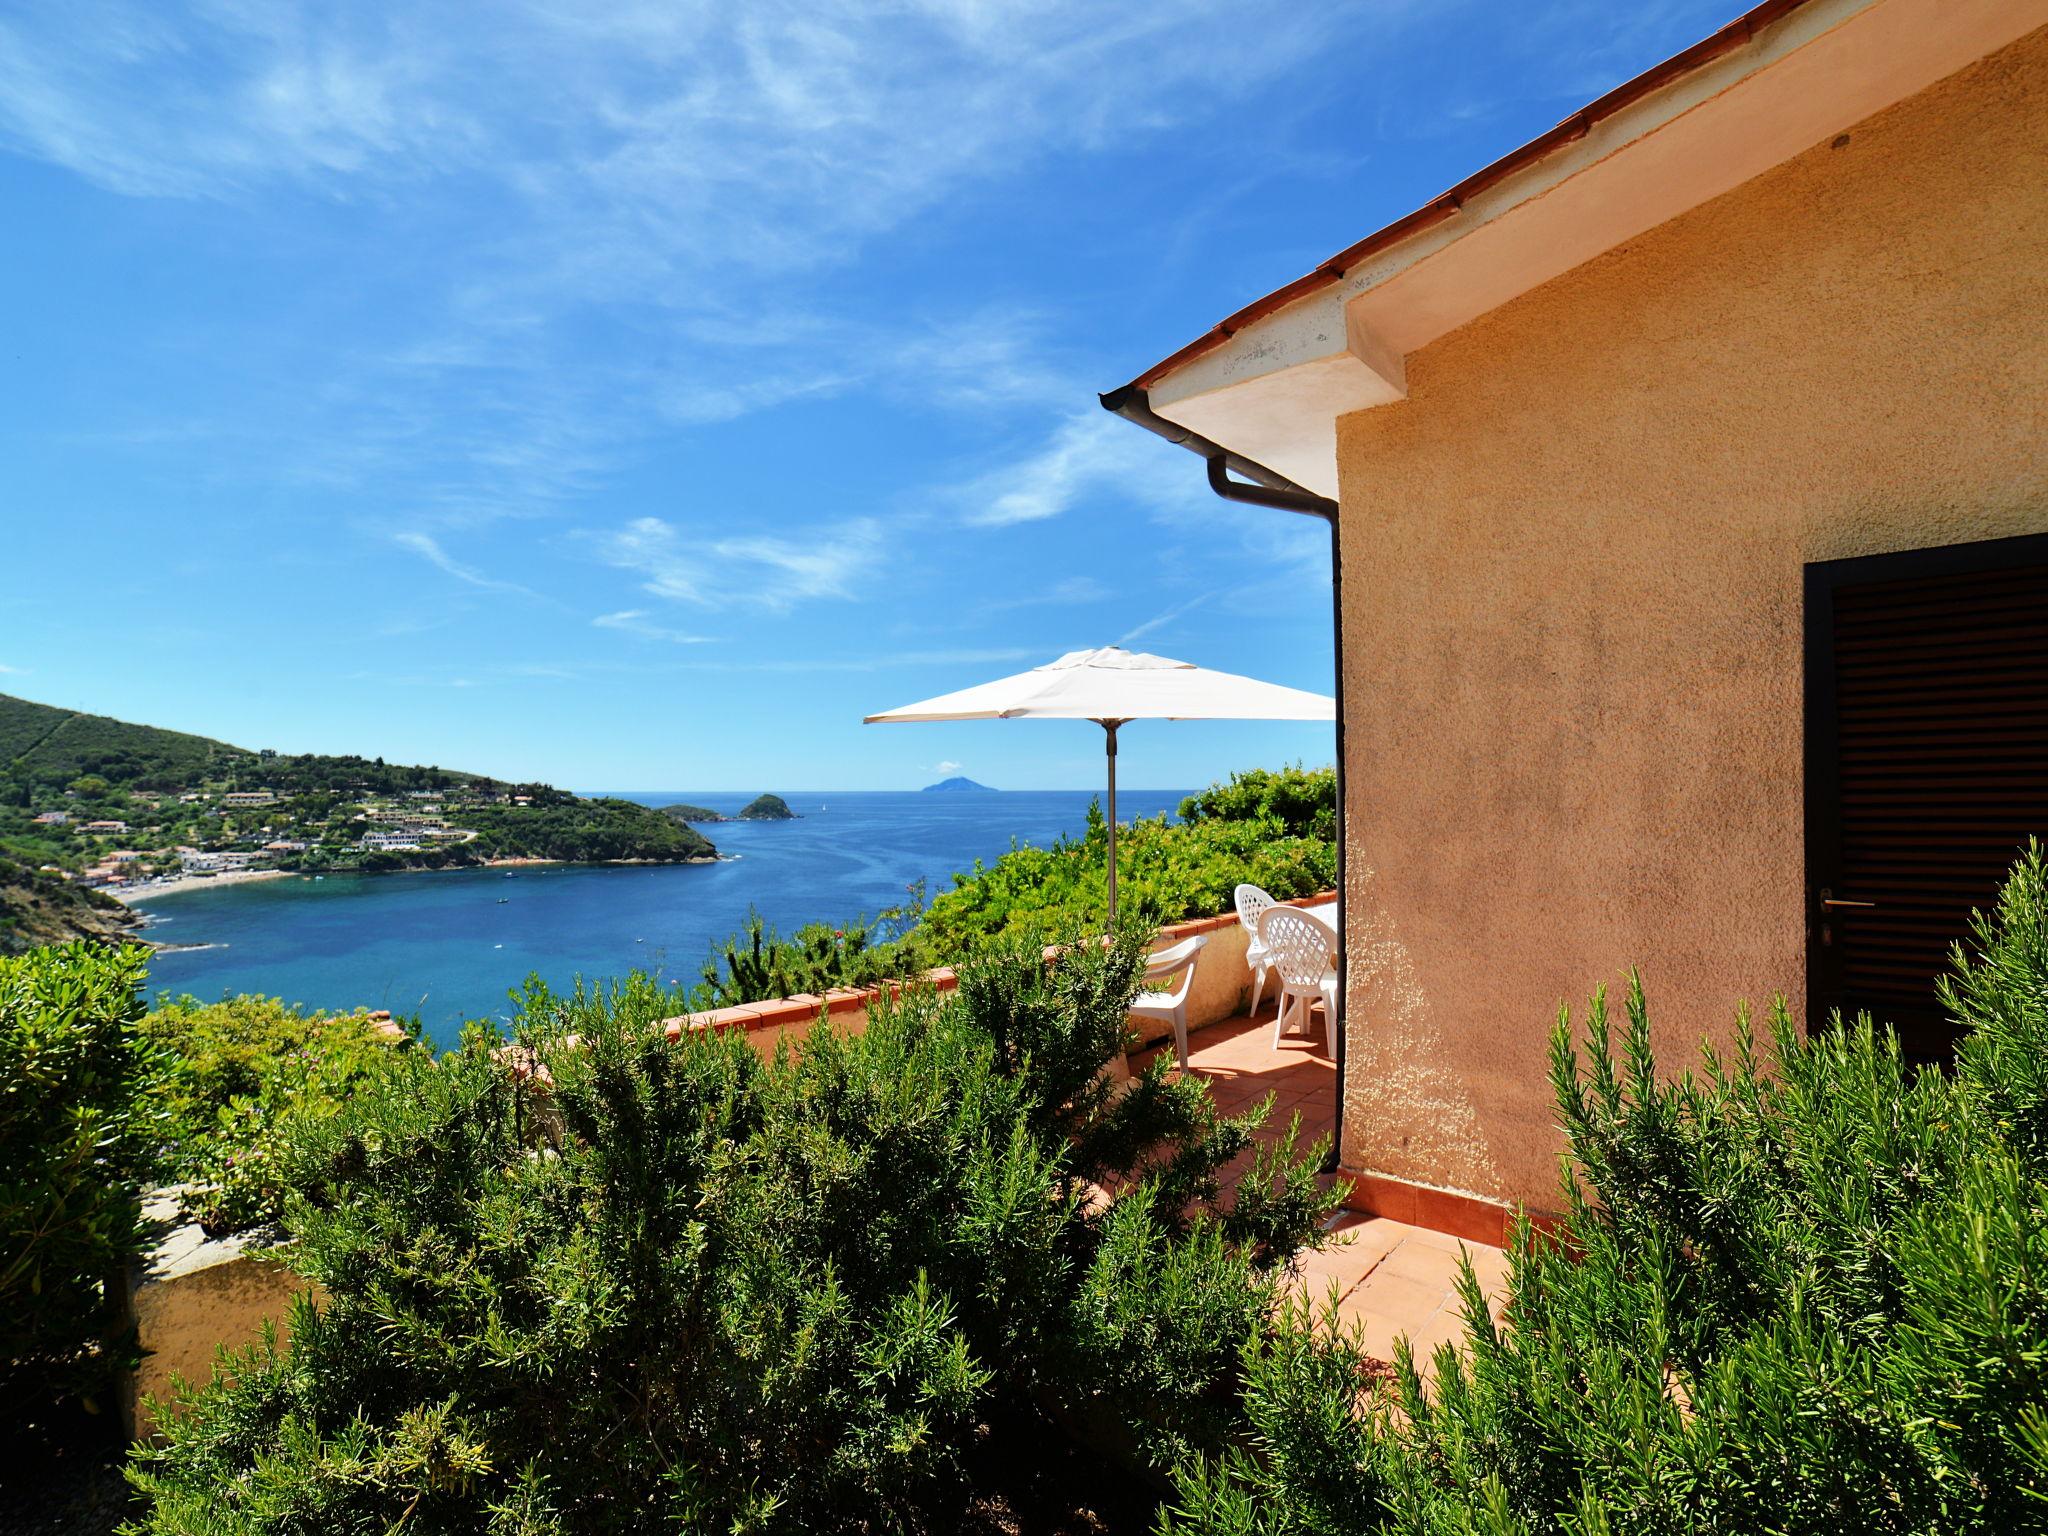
[1335,27,2048,1208]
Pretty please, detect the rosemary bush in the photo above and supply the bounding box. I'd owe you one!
[1163,845,2048,1535]
[130,927,1338,1535]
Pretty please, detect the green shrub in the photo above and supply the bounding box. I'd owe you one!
[129,928,1339,1535]
[142,995,414,1235]
[1178,765,1336,843]
[0,941,159,1411]
[918,791,1336,955]
[1161,844,2048,1535]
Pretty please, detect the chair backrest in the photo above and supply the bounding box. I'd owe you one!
[1234,883,1276,937]
[1257,907,1333,988]
[1142,932,1209,1001]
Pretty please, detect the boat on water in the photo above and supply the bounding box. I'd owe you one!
[497,897,510,904]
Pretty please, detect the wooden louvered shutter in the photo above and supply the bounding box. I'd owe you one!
[1805,533,2048,1063]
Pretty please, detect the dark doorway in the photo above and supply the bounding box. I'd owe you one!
[1805,532,2048,1062]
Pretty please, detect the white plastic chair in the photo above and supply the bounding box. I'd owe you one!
[1234,883,1278,1016]
[1257,907,1335,1050]
[1129,932,1210,1070]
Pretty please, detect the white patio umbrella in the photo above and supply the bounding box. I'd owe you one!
[865,646,1335,928]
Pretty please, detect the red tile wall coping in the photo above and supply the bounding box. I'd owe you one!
[657,891,1339,1042]
[1337,1168,1566,1250]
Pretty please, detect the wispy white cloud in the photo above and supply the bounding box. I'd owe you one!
[347,662,581,687]
[0,2,1357,539]
[593,515,884,612]
[392,531,537,594]
[933,759,963,775]
[0,662,24,675]
[981,576,1111,613]
[1119,588,1219,647]
[592,609,716,645]
[960,411,1199,529]
[668,645,1036,675]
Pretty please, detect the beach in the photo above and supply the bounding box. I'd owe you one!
[112,867,295,904]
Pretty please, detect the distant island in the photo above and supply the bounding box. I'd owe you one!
[923,776,994,793]
[660,794,798,824]
[0,691,717,953]
[660,802,729,823]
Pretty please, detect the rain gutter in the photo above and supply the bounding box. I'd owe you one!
[1098,383,1348,1172]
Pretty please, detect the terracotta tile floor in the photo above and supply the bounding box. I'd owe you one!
[1132,1004,1509,1368]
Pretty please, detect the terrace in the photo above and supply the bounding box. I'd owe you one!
[660,883,1511,1369]
[1132,999,1509,1367]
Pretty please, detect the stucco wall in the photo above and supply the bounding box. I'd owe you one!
[1334,27,2048,1207]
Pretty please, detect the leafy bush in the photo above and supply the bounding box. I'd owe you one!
[917,791,1335,956]
[142,995,414,1235]
[129,928,1339,1534]
[0,941,159,1411]
[1178,765,1336,843]
[1162,844,2048,1535]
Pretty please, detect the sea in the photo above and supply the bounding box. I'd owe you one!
[132,789,1190,1047]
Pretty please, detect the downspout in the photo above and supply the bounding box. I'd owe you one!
[1099,384,1349,1173]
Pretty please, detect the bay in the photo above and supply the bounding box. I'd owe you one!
[133,789,1190,1045]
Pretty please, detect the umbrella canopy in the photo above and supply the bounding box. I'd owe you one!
[866,647,1334,926]
[864,646,1337,725]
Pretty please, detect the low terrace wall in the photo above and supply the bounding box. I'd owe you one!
[657,892,1340,1055]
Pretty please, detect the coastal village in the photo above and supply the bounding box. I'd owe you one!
[0,691,720,934]
[24,779,552,893]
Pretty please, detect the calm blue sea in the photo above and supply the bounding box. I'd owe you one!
[133,789,1189,1046]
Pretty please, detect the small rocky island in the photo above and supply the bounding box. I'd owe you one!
[659,802,728,823]
[661,794,799,824]
[923,776,994,793]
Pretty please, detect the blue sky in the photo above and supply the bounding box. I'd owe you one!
[0,1,1737,792]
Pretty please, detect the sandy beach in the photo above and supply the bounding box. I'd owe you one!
[113,867,296,904]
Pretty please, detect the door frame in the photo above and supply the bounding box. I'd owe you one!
[1803,529,2048,1036]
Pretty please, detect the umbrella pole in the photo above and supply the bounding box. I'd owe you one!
[1102,720,1119,931]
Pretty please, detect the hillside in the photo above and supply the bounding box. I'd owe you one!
[0,855,143,956]
[739,794,797,821]
[0,692,487,799]
[660,802,729,823]
[923,776,993,793]
[0,692,251,791]
[0,693,718,943]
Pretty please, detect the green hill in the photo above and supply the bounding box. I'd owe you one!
[738,794,797,821]
[0,693,718,930]
[0,693,247,791]
[0,692,488,799]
